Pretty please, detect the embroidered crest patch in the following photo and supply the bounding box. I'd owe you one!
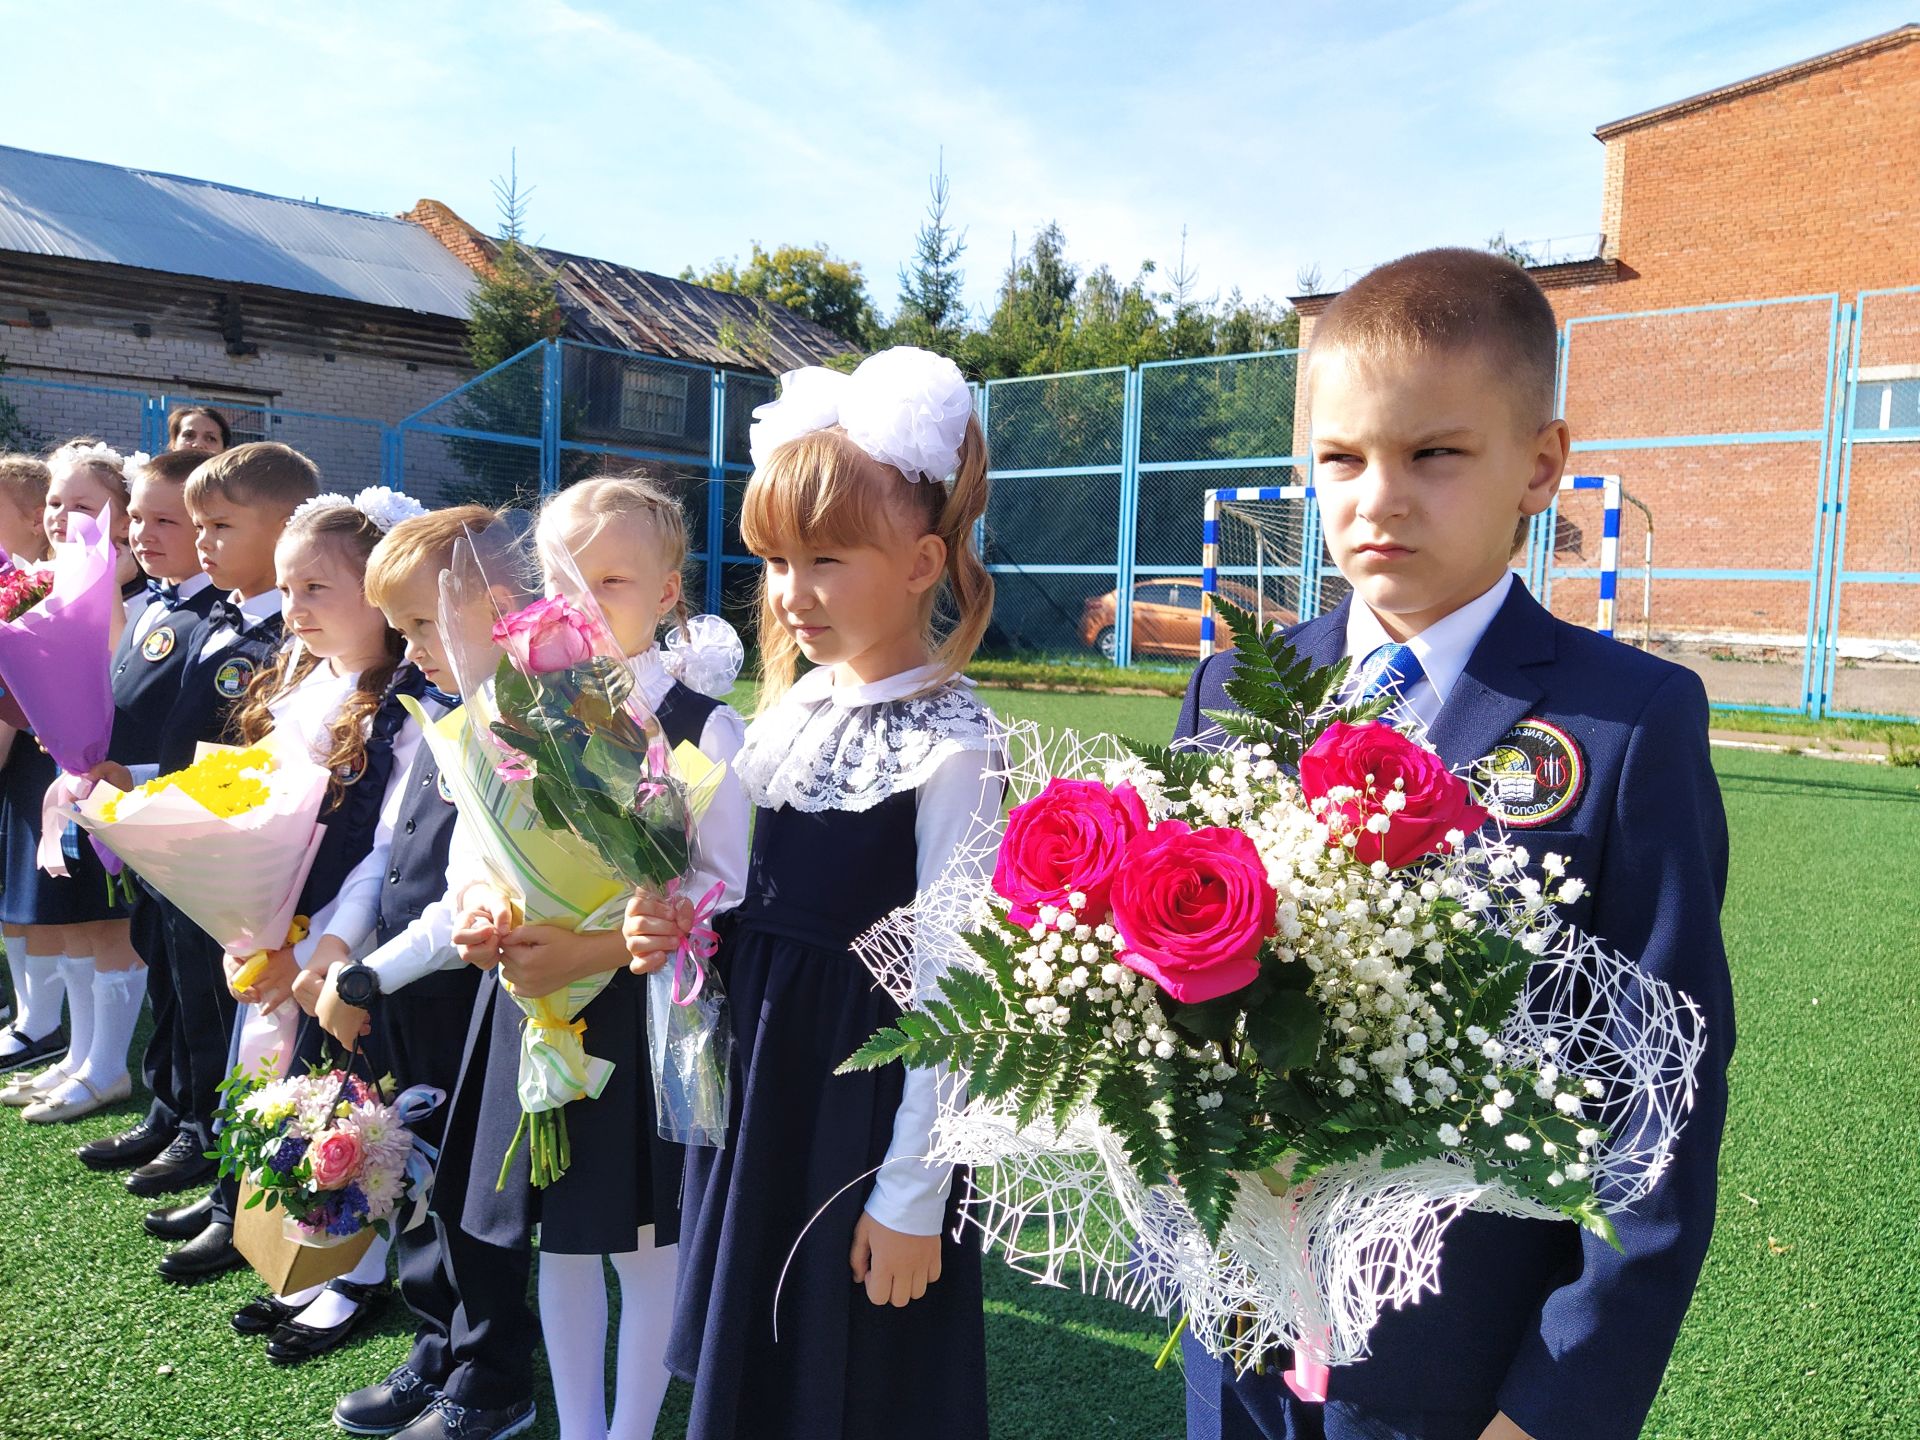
[141,625,176,662]
[214,657,255,698]
[1479,718,1586,828]
[436,768,455,804]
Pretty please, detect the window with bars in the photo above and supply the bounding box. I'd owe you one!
[618,368,690,438]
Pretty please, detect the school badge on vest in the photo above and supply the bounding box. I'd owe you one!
[214,657,255,698]
[436,768,455,804]
[141,625,176,662]
[1479,718,1585,828]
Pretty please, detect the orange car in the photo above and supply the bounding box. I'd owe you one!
[1078,577,1287,661]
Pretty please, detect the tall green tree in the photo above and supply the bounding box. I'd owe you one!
[684,243,875,349]
[449,155,565,506]
[892,152,969,355]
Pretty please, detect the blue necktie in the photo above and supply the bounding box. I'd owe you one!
[1356,642,1426,716]
[145,580,180,610]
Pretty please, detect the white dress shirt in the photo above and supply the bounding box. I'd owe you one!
[1341,571,1515,729]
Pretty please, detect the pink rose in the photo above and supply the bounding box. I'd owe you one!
[1110,821,1278,1004]
[308,1129,366,1191]
[1299,722,1490,869]
[493,596,598,675]
[993,779,1149,927]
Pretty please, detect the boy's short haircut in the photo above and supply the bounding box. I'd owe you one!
[0,453,51,509]
[1309,248,1560,429]
[364,504,498,610]
[184,441,320,514]
[137,449,206,486]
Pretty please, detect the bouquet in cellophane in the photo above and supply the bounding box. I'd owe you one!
[414,518,728,1189]
[840,602,1706,1396]
[65,728,331,983]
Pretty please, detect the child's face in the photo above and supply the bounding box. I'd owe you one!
[377,563,492,693]
[548,516,682,658]
[760,526,944,681]
[277,534,390,669]
[128,478,202,585]
[0,492,42,562]
[190,493,287,596]
[1309,346,1567,639]
[44,468,128,549]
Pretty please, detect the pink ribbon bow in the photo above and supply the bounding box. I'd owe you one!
[667,877,725,1007]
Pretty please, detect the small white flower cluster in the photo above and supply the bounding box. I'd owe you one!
[1010,895,1189,1063]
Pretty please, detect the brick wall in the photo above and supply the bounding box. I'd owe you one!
[1290,29,1919,686]
[0,318,467,490]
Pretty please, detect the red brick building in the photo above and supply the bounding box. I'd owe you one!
[1296,25,1919,712]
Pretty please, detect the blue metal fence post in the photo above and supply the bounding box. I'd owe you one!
[1112,367,1143,666]
[1814,299,1866,717]
[706,369,727,617]
[539,341,563,497]
[1802,299,1850,716]
[140,396,166,456]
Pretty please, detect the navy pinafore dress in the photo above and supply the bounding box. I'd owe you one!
[666,693,992,1440]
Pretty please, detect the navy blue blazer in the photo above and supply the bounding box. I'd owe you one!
[1176,584,1734,1440]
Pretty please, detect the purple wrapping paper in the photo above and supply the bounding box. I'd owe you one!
[0,513,124,871]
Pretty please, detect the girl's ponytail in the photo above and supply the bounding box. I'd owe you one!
[928,414,993,688]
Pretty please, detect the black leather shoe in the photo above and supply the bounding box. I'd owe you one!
[157,1220,242,1281]
[125,1133,217,1198]
[265,1278,389,1364]
[232,1291,303,1337]
[79,1117,179,1171]
[144,1193,215,1241]
[333,1363,440,1435]
[0,1024,66,1074]
[392,1396,536,1440]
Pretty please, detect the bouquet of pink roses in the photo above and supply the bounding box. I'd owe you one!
[842,601,1705,1392]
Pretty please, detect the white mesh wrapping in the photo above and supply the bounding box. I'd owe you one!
[850,719,1706,1371]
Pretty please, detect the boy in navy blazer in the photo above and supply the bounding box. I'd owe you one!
[1175,248,1734,1440]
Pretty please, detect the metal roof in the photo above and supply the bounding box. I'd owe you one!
[529,244,856,374]
[0,144,476,318]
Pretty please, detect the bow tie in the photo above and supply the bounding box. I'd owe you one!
[209,597,252,633]
[145,580,181,610]
[424,683,461,709]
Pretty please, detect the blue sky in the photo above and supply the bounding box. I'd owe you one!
[0,0,1908,314]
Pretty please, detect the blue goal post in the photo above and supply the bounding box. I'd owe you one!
[1199,475,1646,658]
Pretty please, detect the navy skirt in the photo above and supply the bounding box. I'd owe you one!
[666,921,988,1440]
[439,965,680,1256]
[0,740,127,926]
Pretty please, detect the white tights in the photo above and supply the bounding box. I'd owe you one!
[537,1229,679,1440]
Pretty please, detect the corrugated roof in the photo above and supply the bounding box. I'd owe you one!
[529,244,856,374]
[0,144,476,318]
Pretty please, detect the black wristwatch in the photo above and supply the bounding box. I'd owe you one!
[335,962,382,1008]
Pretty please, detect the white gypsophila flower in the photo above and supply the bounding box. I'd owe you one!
[1504,1134,1531,1152]
[1577,1128,1601,1148]
[1438,1123,1462,1146]
[1480,1103,1503,1126]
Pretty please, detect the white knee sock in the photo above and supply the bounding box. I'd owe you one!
[290,1231,391,1328]
[538,1248,611,1440]
[71,967,144,1089]
[55,955,93,1062]
[607,1231,679,1440]
[7,951,68,1046]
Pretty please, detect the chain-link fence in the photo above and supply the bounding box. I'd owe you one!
[7,307,1916,719]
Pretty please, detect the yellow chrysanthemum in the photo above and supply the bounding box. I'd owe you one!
[101,745,278,822]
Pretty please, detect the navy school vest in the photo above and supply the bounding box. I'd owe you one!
[109,586,223,768]
[157,613,286,775]
[296,665,428,920]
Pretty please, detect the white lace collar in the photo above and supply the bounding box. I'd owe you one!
[736,663,993,813]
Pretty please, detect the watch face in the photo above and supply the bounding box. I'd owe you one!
[339,968,376,1006]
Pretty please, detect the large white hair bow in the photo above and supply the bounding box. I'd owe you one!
[748,346,973,483]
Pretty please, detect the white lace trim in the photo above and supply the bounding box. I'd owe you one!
[736,670,994,813]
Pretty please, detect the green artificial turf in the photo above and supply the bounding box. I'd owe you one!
[2,696,1911,1440]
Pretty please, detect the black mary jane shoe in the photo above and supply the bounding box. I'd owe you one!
[0,1023,66,1075]
[232,1292,305,1337]
[264,1278,389,1364]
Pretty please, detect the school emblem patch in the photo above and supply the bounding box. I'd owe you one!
[435,768,455,804]
[141,625,176,662]
[1479,718,1586,828]
[214,657,255,698]
[335,761,366,787]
